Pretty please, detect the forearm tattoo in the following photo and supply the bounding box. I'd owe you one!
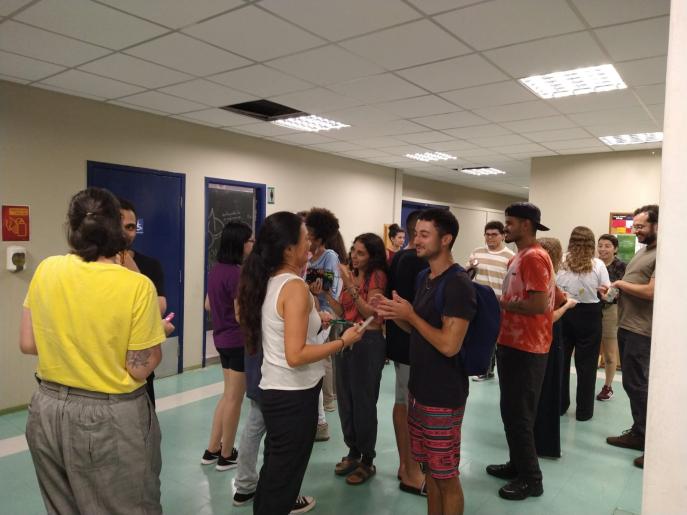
[126,349,151,369]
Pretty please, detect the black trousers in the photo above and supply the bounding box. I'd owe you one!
[334,330,386,461]
[534,321,563,458]
[618,328,651,437]
[146,372,156,407]
[560,302,602,420]
[497,345,548,482]
[253,380,321,515]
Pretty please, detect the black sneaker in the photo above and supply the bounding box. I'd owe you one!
[233,491,255,506]
[200,449,221,465]
[498,478,543,500]
[486,462,518,480]
[216,448,239,471]
[290,495,316,514]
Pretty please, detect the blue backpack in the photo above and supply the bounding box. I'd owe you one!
[416,264,501,375]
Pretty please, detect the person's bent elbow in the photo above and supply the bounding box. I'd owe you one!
[126,345,162,381]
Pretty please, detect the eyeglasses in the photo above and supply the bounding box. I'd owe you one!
[484,233,501,238]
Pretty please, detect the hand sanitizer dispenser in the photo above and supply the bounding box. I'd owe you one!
[7,245,26,272]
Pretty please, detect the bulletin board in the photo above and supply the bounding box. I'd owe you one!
[609,212,637,263]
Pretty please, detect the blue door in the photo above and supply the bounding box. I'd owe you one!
[87,161,186,375]
[400,200,449,245]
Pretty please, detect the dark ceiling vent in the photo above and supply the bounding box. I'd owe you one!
[220,100,305,121]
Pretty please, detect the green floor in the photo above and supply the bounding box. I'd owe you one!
[0,365,642,515]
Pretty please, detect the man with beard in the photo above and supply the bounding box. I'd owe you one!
[486,202,555,501]
[377,208,476,515]
[120,198,168,406]
[606,205,658,469]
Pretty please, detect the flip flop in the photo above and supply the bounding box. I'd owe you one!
[399,481,427,497]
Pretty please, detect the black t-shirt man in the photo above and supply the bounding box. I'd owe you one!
[133,252,165,297]
[408,266,476,409]
[386,248,428,364]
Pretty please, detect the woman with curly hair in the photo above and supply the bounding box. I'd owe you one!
[328,233,389,485]
[556,226,610,421]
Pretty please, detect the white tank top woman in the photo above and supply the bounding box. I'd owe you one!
[259,273,324,390]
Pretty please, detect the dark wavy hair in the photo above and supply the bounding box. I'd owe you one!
[67,187,126,262]
[352,233,388,281]
[418,208,459,249]
[238,212,303,354]
[598,233,619,250]
[388,223,404,238]
[634,204,659,223]
[217,222,252,265]
[305,207,339,243]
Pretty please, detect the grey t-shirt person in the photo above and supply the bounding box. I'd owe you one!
[618,246,656,337]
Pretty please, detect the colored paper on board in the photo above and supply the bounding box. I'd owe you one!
[617,234,637,263]
[2,205,30,241]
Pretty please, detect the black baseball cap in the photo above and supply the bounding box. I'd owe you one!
[505,202,549,231]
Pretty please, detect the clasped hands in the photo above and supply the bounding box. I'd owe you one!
[373,291,414,321]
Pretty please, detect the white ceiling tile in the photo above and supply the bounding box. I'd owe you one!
[423,140,478,152]
[440,81,536,109]
[366,155,407,164]
[328,73,426,103]
[259,0,420,41]
[635,84,666,105]
[484,32,608,78]
[176,108,255,126]
[340,148,393,158]
[274,132,335,145]
[474,101,559,122]
[0,0,32,16]
[497,143,549,154]
[550,89,642,114]
[98,0,242,29]
[159,79,256,107]
[79,53,193,88]
[543,138,611,150]
[15,0,168,49]
[583,121,659,137]
[571,0,670,28]
[407,0,483,15]
[0,21,111,67]
[375,144,428,156]
[172,114,222,128]
[506,150,555,159]
[183,5,325,61]
[109,100,170,115]
[0,50,64,80]
[267,45,383,86]
[615,56,667,87]
[502,116,577,132]
[125,33,250,76]
[309,141,363,152]
[0,72,29,84]
[347,137,406,148]
[443,124,512,138]
[397,131,454,144]
[116,90,207,114]
[647,103,664,123]
[377,95,460,118]
[320,106,397,126]
[234,122,298,137]
[522,127,592,143]
[555,146,614,155]
[209,65,312,98]
[456,148,507,158]
[467,134,531,147]
[398,54,507,92]
[341,19,470,70]
[567,106,655,126]
[413,111,487,130]
[34,82,106,101]
[38,69,143,98]
[366,119,428,136]
[595,17,669,61]
[435,0,583,50]
[270,87,362,113]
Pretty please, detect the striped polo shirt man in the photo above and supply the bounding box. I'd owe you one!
[468,245,514,298]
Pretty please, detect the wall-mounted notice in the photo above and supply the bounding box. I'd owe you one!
[2,205,30,241]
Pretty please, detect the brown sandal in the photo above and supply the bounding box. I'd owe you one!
[335,457,360,476]
[345,463,376,485]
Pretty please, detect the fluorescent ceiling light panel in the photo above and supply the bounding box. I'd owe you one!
[460,167,506,176]
[599,132,663,146]
[405,152,457,162]
[271,115,349,132]
[519,64,627,99]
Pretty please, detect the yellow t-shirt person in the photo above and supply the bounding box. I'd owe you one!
[24,253,166,394]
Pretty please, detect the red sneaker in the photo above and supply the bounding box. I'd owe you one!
[596,384,614,401]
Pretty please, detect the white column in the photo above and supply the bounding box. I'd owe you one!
[643,1,687,513]
[392,168,404,224]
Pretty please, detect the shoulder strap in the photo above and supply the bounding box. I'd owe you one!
[433,264,461,315]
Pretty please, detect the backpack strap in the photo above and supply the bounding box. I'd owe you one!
[432,264,462,316]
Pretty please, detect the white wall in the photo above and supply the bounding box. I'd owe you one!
[529,150,661,245]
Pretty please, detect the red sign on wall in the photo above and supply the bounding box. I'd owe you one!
[2,205,30,241]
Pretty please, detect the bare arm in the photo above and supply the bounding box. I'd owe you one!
[19,307,38,355]
[204,294,211,312]
[501,291,549,315]
[126,345,162,381]
[281,280,362,368]
[614,278,655,301]
[158,296,167,316]
[552,298,578,323]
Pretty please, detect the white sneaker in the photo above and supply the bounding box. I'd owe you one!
[290,495,316,514]
[315,422,330,442]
